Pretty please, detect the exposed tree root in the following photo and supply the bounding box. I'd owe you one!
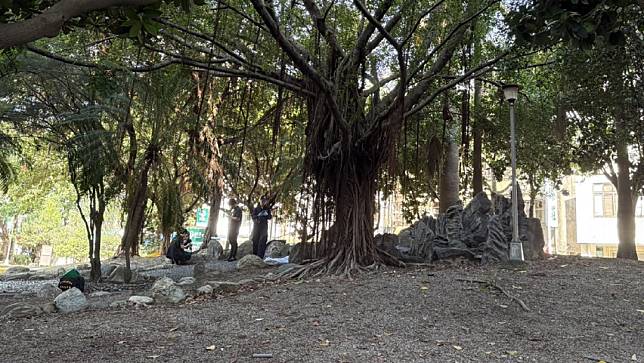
[456,278,531,312]
[281,248,406,280]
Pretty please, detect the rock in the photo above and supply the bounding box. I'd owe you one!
[374,234,403,259]
[29,273,56,280]
[36,283,61,300]
[289,242,314,264]
[54,288,88,313]
[264,240,289,258]
[42,303,57,314]
[236,240,254,259]
[151,277,186,304]
[207,241,224,259]
[108,266,139,283]
[101,264,117,277]
[177,277,196,286]
[482,215,509,263]
[109,300,127,308]
[432,247,478,261]
[0,302,42,319]
[445,203,466,248]
[6,266,30,274]
[56,267,67,277]
[76,263,90,270]
[207,281,241,293]
[3,272,32,281]
[128,295,154,305]
[236,254,268,270]
[88,291,111,298]
[196,285,213,295]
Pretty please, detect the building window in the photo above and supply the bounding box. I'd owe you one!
[593,183,616,217]
[596,246,604,257]
[636,196,644,218]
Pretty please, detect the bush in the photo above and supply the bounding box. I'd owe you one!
[12,254,32,265]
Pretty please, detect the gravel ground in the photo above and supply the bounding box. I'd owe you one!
[0,256,642,363]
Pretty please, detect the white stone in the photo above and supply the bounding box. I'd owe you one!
[236,254,268,270]
[151,277,186,304]
[54,288,88,313]
[128,295,154,305]
[177,277,196,286]
[196,285,214,295]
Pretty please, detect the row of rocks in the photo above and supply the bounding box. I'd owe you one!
[377,189,545,263]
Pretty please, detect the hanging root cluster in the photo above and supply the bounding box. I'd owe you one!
[280,79,405,280]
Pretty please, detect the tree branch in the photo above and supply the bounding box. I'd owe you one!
[0,0,161,49]
[302,0,345,58]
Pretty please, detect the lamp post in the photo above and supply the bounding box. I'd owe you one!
[502,84,524,262]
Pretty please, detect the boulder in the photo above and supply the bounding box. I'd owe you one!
[196,285,214,295]
[0,303,42,319]
[151,277,186,304]
[374,234,403,259]
[236,240,254,259]
[42,303,57,314]
[177,277,196,286]
[289,242,314,264]
[264,240,289,258]
[207,241,224,259]
[236,254,268,270]
[108,266,139,283]
[6,266,30,274]
[128,295,154,305]
[29,273,55,280]
[54,288,88,313]
[109,300,128,308]
[36,283,62,300]
[3,272,32,281]
[101,264,117,277]
[56,267,67,277]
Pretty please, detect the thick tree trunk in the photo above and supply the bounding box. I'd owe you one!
[317,164,380,273]
[203,185,223,247]
[439,124,460,213]
[120,153,154,281]
[472,79,483,194]
[615,140,637,259]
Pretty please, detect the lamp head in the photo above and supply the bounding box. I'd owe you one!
[502,84,520,103]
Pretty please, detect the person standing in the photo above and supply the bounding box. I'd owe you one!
[251,195,272,258]
[226,198,243,261]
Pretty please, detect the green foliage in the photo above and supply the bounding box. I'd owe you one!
[508,0,638,48]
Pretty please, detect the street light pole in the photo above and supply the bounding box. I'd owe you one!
[503,84,524,262]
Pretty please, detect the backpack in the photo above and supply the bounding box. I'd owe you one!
[58,269,85,292]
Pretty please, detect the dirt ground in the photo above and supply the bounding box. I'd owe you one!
[0,256,642,363]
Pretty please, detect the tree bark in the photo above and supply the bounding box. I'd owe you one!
[615,138,638,259]
[472,79,483,194]
[0,0,161,49]
[90,195,105,281]
[120,149,155,281]
[203,185,223,247]
[439,101,460,213]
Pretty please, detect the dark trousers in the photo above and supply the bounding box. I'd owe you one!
[227,233,238,260]
[252,228,268,258]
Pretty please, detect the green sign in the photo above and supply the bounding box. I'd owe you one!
[196,208,209,227]
[186,226,206,250]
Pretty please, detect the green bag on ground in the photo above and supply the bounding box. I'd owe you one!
[58,268,85,292]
